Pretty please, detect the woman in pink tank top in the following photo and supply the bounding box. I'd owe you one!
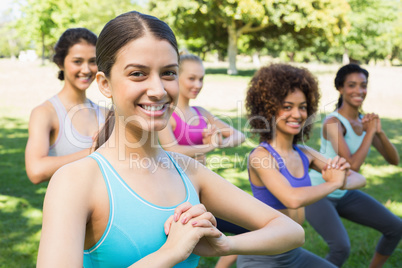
[159,54,245,166]
[159,54,245,267]
[25,28,107,184]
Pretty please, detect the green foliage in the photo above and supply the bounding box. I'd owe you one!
[342,0,400,63]
[248,0,350,63]
[13,0,140,60]
[148,0,351,69]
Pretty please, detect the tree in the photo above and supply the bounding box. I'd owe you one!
[149,0,271,75]
[149,0,350,74]
[341,0,399,63]
[14,0,138,64]
[266,0,349,62]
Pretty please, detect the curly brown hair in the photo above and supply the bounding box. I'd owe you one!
[246,63,320,144]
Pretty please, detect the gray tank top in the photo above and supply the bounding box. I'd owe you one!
[48,95,105,157]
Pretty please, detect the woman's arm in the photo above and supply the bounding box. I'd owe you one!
[25,105,91,184]
[304,145,366,190]
[371,116,399,165]
[37,160,94,267]
[198,107,245,148]
[186,156,304,256]
[158,117,217,158]
[249,147,345,209]
[323,116,376,172]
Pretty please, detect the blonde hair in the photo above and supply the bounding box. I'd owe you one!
[179,51,202,73]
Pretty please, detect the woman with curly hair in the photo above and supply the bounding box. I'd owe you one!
[306,64,402,268]
[236,63,366,268]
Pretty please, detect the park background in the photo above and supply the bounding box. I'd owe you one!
[0,0,401,267]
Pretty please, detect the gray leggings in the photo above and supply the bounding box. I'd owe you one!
[305,190,402,267]
[236,247,336,268]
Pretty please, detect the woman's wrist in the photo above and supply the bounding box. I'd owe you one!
[375,129,385,136]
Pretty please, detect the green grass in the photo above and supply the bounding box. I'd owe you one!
[1,112,401,267]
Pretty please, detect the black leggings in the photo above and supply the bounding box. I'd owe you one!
[305,190,402,267]
[216,218,249,234]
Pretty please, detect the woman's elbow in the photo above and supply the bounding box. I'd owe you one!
[283,197,304,209]
[26,168,47,184]
[294,224,305,247]
[351,173,366,189]
[239,132,246,144]
[286,220,305,249]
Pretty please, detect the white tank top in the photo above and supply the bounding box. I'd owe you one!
[48,95,105,157]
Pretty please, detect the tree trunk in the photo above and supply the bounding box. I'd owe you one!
[227,22,238,75]
[41,32,45,66]
[252,52,261,68]
[288,52,295,62]
[342,47,350,65]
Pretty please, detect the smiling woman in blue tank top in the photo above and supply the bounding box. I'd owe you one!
[36,11,306,267]
[237,64,366,268]
[306,64,402,268]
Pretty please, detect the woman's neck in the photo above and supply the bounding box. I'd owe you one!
[176,94,190,111]
[338,103,360,120]
[58,83,87,105]
[103,118,164,161]
[269,133,295,154]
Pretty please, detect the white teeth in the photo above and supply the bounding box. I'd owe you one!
[287,122,299,125]
[142,104,164,111]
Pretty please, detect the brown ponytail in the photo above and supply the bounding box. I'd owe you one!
[93,108,115,151]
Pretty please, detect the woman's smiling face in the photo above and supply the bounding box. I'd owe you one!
[276,88,308,137]
[62,41,97,91]
[101,34,179,132]
[339,72,368,108]
[179,60,205,100]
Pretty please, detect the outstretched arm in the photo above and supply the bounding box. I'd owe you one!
[304,145,366,190]
[184,156,305,256]
[158,117,217,158]
[250,147,345,210]
[198,107,245,148]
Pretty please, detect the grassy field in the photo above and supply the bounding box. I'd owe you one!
[0,59,401,267]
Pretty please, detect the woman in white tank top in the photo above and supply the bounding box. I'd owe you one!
[25,28,107,184]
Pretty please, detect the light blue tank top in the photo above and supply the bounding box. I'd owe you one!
[48,95,105,156]
[309,111,366,198]
[83,152,201,267]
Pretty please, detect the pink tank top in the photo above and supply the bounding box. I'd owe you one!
[172,107,208,145]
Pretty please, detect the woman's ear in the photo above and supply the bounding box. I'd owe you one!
[97,72,112,98]
[337,86,344,95]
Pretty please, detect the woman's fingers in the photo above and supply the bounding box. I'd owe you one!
[180,204,208,224]
[164,215,174,235]
[326,158,332,170]
[338,157,350,170]
[330,155,340,169]
[173,202,193,222]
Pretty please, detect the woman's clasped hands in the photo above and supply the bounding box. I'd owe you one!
[321,156,350,189]
[163,202,232,262]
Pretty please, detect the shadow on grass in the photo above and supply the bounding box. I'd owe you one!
[0,117,47,266]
